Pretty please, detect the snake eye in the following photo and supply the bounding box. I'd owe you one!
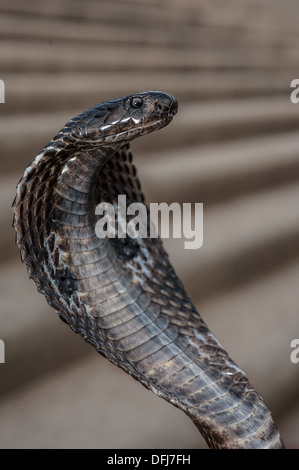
[130,97,143,109]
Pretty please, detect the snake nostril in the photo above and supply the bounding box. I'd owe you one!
[169,99,178,116]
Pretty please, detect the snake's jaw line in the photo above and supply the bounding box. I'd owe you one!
[13,91,284,449]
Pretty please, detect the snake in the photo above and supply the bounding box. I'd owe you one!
[13,91,285,449]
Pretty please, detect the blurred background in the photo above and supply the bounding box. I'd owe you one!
[1,0,299,449]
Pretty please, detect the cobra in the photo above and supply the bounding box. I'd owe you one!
[13,91,285,449]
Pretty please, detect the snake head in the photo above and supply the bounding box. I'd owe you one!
[62,91,178,148]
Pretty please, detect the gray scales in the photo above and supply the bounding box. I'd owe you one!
[13,91,284,449]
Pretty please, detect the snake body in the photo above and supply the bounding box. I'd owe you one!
[13,91,285,449]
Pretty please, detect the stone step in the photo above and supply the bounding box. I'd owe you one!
[0,261,89,397]
[0,350,206,449]
[1,11,298,48]
[0,260,298,448]
[1,96,297,175]
[2,0,299,35]
[162,182,299,300]
[139,131,299,204]
[2,70,293,115]
[192,0,299,36]
[133,96,299,153]
[0,0,208,26]
[1,39,298,73]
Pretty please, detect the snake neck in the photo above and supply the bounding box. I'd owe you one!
[53,145,116,219]
[13,141,119,309]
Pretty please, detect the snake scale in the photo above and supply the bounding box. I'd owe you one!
[13,91,285,449]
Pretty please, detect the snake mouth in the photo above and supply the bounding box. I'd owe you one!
[102,115,174,145]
